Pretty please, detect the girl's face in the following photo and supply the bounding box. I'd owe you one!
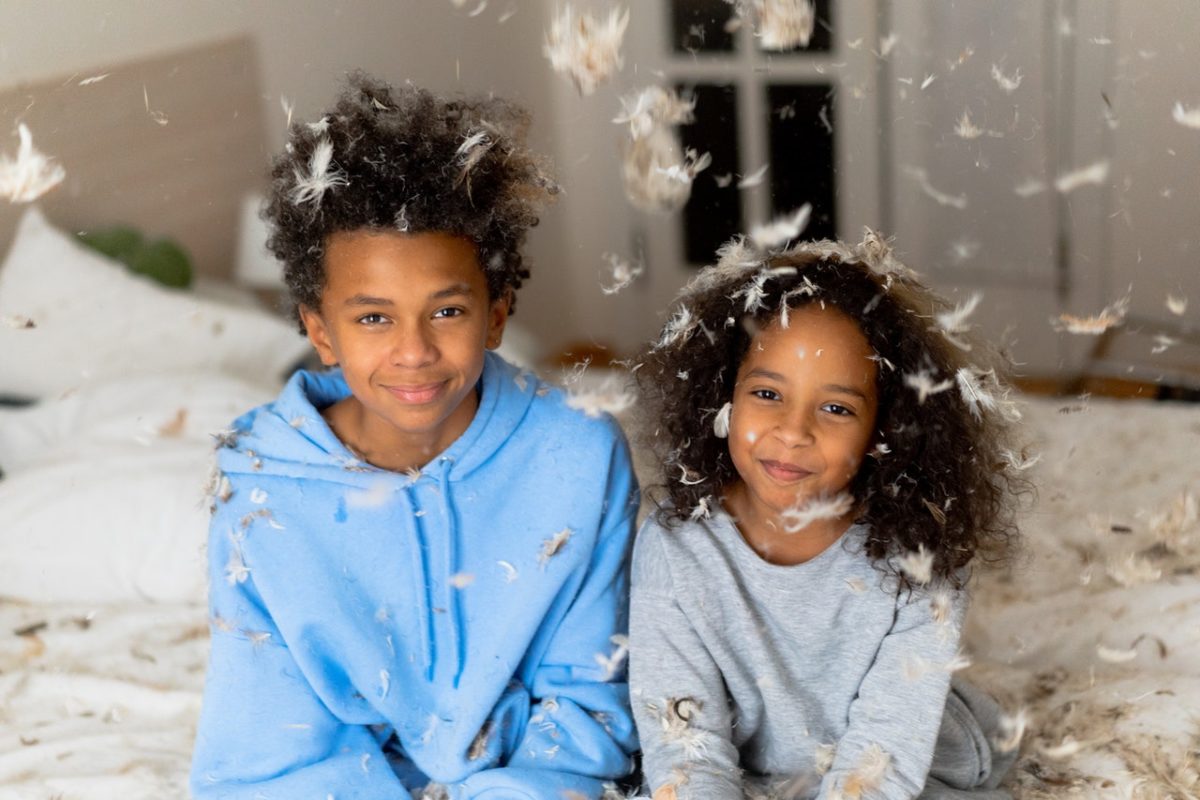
[725,304,879,534]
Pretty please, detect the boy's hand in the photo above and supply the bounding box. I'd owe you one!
[652,786,678,800]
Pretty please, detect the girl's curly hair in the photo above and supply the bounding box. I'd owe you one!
[634,232,1031,586]
[264,72,558,331]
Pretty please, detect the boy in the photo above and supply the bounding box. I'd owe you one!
[190,74,640,799]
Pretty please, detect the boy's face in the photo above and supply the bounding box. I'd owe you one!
[300,230,508,465]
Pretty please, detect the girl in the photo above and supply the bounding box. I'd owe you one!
[629,233,1029,800]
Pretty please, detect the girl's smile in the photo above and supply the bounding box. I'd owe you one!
[723,304,879,563]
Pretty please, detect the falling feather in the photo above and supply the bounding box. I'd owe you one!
[1053,295,1129,334]
[543,6,630,95]
[290,138,348,208]
[455,128,496,186]
[936,292,982,348]
[780,493,854,533]
[1014,178,1046,198]
[904,166,967,209]
[954,110,984,140]
[990,64,1023,93]
[0,124,66,203]
[1054,159,1109,193]
[836,744,891,799]
[1171,102,1200,128]
[956,368,997,419]
[713,402,733,438]
[622,127,709,213]
[595,634,630,680]
[1039,737,1086,759]
[737,163,770,188]
[994,709,1028,753]
[749,204,812,250]
[1165,294,1188,315]
[897,545,933,585]
[497,560,519,583]
[613,87,695,140]
[224,547,250,586]
[1096,644,1139,664]
[904,370,955,404]
[78,73,110,86]
[1105,552,1162,587]
[539,528,572,566]
[600,252,644,295]
[448,573,475,589]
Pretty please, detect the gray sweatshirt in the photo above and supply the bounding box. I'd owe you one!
[629,508,974,800]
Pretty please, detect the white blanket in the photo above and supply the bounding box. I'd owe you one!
[1,393,1197,799]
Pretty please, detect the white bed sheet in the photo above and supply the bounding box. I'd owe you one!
[1,394,1197,799]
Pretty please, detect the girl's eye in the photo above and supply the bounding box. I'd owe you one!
[357,313,388,325]
[751,388,780,401]
[823,403,855,417]
[433,307,465,319]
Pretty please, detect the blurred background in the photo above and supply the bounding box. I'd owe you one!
[1,0,1196,397]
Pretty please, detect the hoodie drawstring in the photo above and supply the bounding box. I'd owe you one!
[397,484,436,681]
[437,463,467,688]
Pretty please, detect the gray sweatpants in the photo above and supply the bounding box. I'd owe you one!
[920,677,1017,799]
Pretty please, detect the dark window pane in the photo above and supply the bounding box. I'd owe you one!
[766,83,836,240]
[679,83,742,265]
[671,0,737,54]
[756,0,833,53]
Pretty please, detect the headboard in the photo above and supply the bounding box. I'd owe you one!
[0,36,267,280]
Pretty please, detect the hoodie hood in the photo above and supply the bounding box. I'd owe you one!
[218,350,537,485]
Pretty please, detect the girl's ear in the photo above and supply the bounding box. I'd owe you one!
[299,304,338,366]
[485,291,512,350]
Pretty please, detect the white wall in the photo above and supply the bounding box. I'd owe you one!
[0,0,576,358]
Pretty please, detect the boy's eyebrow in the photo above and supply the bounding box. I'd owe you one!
[744,368,870,400]
[429,283,475,300]
[344,295,393,306]
[342,284,475,306]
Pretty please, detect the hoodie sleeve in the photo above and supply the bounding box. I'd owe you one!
[190,494,408,799]
[815,584,968,800]
[456,430,640,799]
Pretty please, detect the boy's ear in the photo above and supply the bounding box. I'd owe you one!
[485,291,512,350]
[299,304,338,366]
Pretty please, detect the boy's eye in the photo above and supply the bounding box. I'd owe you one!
[433,307,465,319]
[357,313,388,325]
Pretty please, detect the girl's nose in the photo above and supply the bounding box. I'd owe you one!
[389,323,438,368]
[775,412,816,447]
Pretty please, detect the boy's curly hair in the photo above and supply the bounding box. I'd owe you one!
[264,72,558,331]
[634,232,1031,586]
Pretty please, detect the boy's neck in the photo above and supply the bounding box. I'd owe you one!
[321,391,480,474]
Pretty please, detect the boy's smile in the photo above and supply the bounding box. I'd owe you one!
[724,304,878,561]
[300,229,508,472]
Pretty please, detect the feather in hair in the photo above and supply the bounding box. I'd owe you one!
[290,138,348,208]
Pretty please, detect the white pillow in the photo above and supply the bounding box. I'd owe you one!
[0,207,311,399]
[0,371,276,604]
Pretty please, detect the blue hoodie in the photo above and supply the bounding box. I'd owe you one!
[191,352,640,799]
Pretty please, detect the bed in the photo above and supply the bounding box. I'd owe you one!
[2,40,1199,800]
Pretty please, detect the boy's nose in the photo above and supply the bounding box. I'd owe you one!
[389,324,438,368]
